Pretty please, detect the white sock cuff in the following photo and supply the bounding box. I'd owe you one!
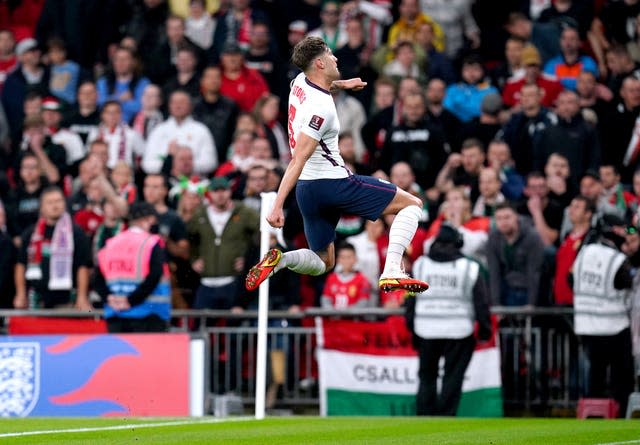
[399,205,423,222]
[281,249,326,276]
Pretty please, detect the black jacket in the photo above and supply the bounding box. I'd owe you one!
[381,118,448,190]
[193,95,239,164]
[500,107,557,176]
[532,113,601,184]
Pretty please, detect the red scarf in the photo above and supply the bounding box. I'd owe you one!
[237,9,252,49]
[26,213,74,290]
[27,217,48,269]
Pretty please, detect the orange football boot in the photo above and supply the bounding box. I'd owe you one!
[245,248,282,291]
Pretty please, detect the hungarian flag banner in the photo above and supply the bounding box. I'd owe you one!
[316,316,503,417]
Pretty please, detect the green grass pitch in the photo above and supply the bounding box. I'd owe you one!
[0,417,638,444]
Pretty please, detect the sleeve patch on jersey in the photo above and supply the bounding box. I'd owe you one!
[309,115,325,131]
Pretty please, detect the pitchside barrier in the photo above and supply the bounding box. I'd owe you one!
[0,307,604,416]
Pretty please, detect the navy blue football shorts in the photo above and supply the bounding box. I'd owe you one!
[295,174,397,251]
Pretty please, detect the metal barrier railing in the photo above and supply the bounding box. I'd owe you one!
[0,307,586,414]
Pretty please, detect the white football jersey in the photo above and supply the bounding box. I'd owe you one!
[288,72,349,180]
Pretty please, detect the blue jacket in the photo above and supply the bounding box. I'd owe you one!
[443,81,498,123]
[96,75,150,124]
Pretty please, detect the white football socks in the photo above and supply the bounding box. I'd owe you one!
[382,205,422,276]
[275,248,327,276]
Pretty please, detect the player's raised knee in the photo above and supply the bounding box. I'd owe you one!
[407,194,423,208]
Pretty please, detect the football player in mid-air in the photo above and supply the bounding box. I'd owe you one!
[245,36,429,294]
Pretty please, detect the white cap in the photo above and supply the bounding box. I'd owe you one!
[15,38,38,56]
[288,20,308,34]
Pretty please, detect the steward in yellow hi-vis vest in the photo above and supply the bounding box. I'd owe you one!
[95,202,171,333]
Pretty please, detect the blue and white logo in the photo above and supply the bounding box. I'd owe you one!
[0,343,40,417]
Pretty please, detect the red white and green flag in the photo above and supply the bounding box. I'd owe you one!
[316,316,503,417]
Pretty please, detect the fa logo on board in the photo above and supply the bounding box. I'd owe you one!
[0,342,40,417]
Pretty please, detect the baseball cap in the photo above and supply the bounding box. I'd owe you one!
[41,96,62,112]
[289,20,308,34]
[521,44,542,66]
[221,41,243,55]
[481,93,502,116]
[16,38,38,56]
[209,177,231,190]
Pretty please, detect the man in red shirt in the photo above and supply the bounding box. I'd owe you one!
[219,41,269,112]
[502,44,564,109]
[553,195,594,306]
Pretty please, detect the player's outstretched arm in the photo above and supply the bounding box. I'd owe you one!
[330,78,367,92]
[267,132,318,228]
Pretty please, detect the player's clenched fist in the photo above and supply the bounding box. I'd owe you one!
[267,207,285,228]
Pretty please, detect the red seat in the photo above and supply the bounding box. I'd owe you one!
[577,398,619,419]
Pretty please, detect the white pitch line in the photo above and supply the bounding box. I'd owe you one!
[0,416,253,438]
[595,440,640,445]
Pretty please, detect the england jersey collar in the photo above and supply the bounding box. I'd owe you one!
[304,77,330,95]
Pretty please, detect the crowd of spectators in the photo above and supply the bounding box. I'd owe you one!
[0,0,639,323]
[2,0,640,415]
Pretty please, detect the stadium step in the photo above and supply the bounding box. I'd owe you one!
[576,398,619,419]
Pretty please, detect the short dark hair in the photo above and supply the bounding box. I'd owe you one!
[291,36,328,72]
[394,40,414,54]
[20,150,39,164]
[337,242,356,254]
[102,100,122,111]
[599,164,620,175]
[573,194,596,215]
[47,37,66,52]
[374,76,397,93]
[77,80,96,93]
[494,201,517,214]
[145,173,170,190]
[506,36,527,46]
[248,164,269,175]
[506,12,529,27]
[462,53,483,67]
[176,44,198,58]
[24,91,43,102]
[526,171,546,182]
[605,44,631,59]
[461,137,484,152]
[548,152,568,162]
[40,185,65,202]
